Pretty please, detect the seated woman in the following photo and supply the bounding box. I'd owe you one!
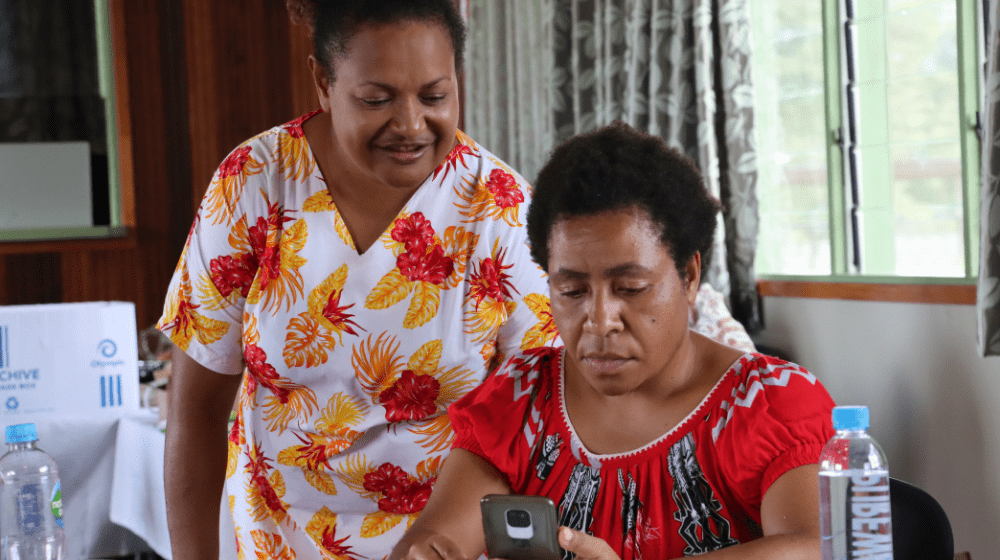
[390,122,835,560]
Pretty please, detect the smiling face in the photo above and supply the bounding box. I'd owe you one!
[548,207,701,398]
[311,19,460,191]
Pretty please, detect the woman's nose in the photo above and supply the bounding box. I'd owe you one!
[584,291,624,336]
[390,96,426,136]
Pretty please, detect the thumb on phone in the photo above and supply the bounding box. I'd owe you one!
[557,527,620,560]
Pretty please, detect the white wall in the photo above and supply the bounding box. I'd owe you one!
[753,296,1000,559]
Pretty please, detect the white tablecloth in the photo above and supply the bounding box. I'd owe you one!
[108,412,237,560]
[28,415,152,560]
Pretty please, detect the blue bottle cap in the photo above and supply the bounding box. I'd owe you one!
[832,406,869,431]
[5,423,37,444]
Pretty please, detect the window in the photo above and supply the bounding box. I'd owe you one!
[751,0,981,281]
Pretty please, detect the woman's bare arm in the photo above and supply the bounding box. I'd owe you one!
[164,347,243,560]
[390,448,512,560]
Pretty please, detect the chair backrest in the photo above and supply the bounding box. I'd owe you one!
[890,477,954,560]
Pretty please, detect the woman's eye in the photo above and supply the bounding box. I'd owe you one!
[618,286,647,296]
[422,94,447,104]
[557,287,586,298]
[361,98,390,107]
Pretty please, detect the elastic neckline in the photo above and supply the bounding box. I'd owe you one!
[556,348,754,466]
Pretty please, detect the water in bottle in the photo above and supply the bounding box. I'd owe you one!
[0,423,66,560]
[819,406,893,560]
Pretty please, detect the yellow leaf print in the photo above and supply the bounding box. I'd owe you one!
[283,313,337,368]
[305,506,337,543]
[247,218,308,314]
[407,340,442,375]
[316,393,369,434]
[197,270,238,311]
[304,469,339,496]
[465,299,515,344]
[377,209,411,254]
[249,530,295,560]
[302,190,356,251]
[244,443,290,525]
[415,455,443,481]
[410,415,455,453]
[522,292,558,350]
[205,143,266,226]
[157,269,229,352]
[262,387,319,434]
[285,263,364,368]
[303,190,336,212]
[439,225,479,289]
[365,269,413,310]
[456,129,477,150]
[334,455,379,501]
[229,213,254,255]
[353,333,405,399]
[275,130,315,181]
[360,511,403,539]
[404,281,441,329]
[433,364,478,405]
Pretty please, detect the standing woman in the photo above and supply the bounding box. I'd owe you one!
[157,1,555,558]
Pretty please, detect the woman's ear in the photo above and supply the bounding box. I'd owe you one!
[684,252,702,305]
[308,55,332,112]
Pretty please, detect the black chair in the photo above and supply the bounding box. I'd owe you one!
[890,477,954,560]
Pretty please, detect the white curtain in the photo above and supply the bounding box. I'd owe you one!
[465,0,763,332]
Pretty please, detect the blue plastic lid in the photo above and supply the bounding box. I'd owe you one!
[832,406,869,431]
[5,423,37,444]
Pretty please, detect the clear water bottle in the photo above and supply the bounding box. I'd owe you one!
[0,423,66,560]
[819,406,893,560]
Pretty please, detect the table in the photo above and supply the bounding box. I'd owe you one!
[108,412,237,560]
[29,415,153,560]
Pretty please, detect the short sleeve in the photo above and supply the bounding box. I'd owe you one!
[155,139,273,375]
[473,160,558,361]
[449,347,560,491]
[710,355,835,507]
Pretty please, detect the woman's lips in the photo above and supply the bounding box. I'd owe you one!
[378,143,431,163]
[582,356,632,374]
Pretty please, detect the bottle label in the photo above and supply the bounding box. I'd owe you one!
[50,480,63,529]
[16,483,43,536]
[847,474,892,559]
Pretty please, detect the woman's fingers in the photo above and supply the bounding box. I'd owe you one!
[399,535,468,560]
[557,527,621,560]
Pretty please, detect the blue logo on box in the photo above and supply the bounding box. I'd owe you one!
[98,339,117,358]
[6,397,18,410]
[100,375,123,407]
[0,326,9,368]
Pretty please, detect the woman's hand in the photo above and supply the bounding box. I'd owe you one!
[556,527,621,560]
[392,528,468,560]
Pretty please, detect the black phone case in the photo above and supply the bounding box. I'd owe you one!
[480,494,562,560]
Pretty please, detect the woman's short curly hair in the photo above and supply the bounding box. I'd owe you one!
[286,0,466,82]
[526,121,722,280]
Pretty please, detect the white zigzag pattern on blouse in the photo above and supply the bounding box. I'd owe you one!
[711,360,817,443]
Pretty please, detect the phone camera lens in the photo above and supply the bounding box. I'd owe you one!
[505,509,531,528]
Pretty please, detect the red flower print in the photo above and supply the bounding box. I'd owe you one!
[486,169,524,209]
[245,443,287,516]
[378,370,441,422]
[319,525,360,559]
[433,143,475,180]
[468,247,518,308]
[391,212,436,254]
[378,479,434,514]
[210,253,257,298]
[159,298,201,337]
[322,291,363,336]
[243,343,290,403]
[397,244,454,285]
[218,145,253,180]
[363,462,411,495]
[228,411,242,446]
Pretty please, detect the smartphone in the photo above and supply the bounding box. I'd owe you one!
[480,494,562,560]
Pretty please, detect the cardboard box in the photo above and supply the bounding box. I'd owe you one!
[0,302,139,431]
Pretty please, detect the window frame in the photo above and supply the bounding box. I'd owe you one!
[753,0,982,301]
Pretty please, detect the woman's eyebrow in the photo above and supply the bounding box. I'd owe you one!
[552,263,648,280]
[359,76,452,91]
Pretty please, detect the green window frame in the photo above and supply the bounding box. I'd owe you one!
[751,0,982,286]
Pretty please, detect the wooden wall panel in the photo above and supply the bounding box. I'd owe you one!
[0,1,322,327]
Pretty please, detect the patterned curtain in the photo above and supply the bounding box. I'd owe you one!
[465,0,762,332]
[980,1,1000,356]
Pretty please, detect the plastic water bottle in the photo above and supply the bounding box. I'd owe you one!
[819,406,893,560]
[0,423,66,560]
